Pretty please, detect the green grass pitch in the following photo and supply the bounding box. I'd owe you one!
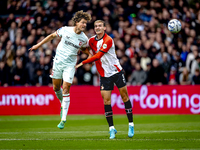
[0,114,200,149]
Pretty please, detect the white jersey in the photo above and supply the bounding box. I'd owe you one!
[55,26,88,66]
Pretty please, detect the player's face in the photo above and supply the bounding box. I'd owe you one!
[94,22,106,35]
[76,19,87,31]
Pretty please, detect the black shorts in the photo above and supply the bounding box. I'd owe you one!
[100,71,126,91]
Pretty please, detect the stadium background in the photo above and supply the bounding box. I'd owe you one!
[0,0,200,115]
[0,1,200,149]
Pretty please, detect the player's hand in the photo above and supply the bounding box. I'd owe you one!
[29,45,39,51]
[75,62,83,69]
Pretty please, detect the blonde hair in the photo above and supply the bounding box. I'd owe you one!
[94,20,106,26]
[72,10,91,26]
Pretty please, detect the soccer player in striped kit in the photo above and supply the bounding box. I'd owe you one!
[76,20,134,139]
[29,11,92,129]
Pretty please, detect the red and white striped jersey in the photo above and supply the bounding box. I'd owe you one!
[88,33,122,77]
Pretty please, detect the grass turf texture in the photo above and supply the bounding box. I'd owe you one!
[0,115,200,149]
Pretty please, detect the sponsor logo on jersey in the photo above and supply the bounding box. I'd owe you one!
[78,39,85,42]
[65,41,79,49]
[103,44,107,49]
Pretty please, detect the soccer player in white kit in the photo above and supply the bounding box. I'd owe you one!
[29,11,92,129]
[76,20,134,139]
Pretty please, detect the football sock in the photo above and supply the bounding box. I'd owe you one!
[109,126,114,131]
[61,94,70,121]
[104,105,114,127]
[55,88,63,103]
[129,122,134,126]
[124,100,133,123]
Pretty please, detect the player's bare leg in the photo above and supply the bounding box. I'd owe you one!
[52,78,63,119]
[101,90,117,139]
[118,85,134,137]
[57,81,71,129]
[53,79,63,103]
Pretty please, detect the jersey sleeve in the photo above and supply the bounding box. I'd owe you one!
[56,27,64,37]
[82,51,105,64]
[99,38,113,53]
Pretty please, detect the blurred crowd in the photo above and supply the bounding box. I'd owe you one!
[0,0,200,87]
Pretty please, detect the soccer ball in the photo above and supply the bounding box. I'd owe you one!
[168,19,181,33]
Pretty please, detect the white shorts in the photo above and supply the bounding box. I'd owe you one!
[50,57,75,84]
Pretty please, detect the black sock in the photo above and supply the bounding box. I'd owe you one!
[104,105,114,127]
[124,100,133,122]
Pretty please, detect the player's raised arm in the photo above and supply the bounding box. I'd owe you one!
[29,32,57,51]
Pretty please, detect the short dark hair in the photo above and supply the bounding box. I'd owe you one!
[94,20,106,26]
[72,10,91,26]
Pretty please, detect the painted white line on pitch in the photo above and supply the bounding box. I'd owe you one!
[0,138,200,141]
[0,130,200,134]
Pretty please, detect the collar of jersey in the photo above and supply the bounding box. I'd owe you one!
[95,32,106,41]
[73,27,83,36]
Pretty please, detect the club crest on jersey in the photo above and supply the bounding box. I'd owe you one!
[79,41,82,46]
[103,44,107,49]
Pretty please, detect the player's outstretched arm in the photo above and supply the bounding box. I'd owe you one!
[75,51,104,69]
[75,62,83,69]
[29,32,57,51]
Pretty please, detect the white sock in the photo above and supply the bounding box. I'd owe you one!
[55,88,63,103]
[61,94,70,121]
[129,122,134,126]
[109,126,115,131]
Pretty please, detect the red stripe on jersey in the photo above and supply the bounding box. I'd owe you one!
[89,37,98,52]
[95,60,105,77]
[56,31,59,37]
[114,65,121,72]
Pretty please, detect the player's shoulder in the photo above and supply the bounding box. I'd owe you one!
[89,35,96,42]
[89,35,96,40]
[62,26,74,31]
[81,32,89,41]
[103,33,113,43]
[60,26,75,32]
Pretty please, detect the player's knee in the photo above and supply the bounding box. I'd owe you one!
[62,84,71,94]
[103,99,111,105]
[121,93,129,102]
[63,88,70,94]
[53,86,60,92]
